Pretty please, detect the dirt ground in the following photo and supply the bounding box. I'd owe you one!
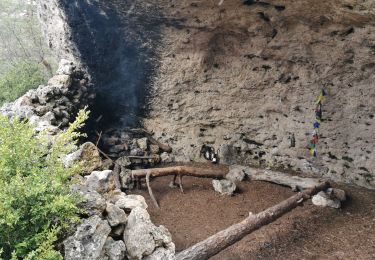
[131,176,375,259]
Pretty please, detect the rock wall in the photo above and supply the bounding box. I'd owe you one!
[144,0,375,189]
[35,0,375,189]
[0,60,93,133]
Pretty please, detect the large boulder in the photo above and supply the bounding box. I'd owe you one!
[64,215,111,260]
[124,207,174,260]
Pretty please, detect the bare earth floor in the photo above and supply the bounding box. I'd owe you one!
[131,176,375,260]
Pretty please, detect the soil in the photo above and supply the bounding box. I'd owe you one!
[131,177,375,259]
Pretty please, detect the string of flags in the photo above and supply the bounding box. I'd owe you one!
[309,89,327,157]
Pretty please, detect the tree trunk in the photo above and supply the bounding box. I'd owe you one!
[175,182,330,260]
[131,165,229,179]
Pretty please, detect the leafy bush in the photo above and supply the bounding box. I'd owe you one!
[0,62,46,105]
[0,109,89,259]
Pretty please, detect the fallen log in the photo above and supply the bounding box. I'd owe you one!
[246,168,323,191]
[131,165,229,179]
[175,181,330,260]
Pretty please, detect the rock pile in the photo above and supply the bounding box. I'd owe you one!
[0,59,94,133]
[66,170,175,260]
[99,129,174,167]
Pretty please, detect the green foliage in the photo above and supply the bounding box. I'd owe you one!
[0,109,89,259]
[0,62,46,105]
[0,0,56,77]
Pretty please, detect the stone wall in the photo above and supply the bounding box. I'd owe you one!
[1,60,93,133]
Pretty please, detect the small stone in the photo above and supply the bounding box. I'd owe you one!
[331,188,346,202]
[137,137,148,151]
[212,179,236,195]
[149,144,160,154]
[119,168,134,189]
[130,148,145,156]
[109,144,127,154]
[110,224,125,238]
[105,202,127,227]
[312,191,341,208]
[160,152,173,163]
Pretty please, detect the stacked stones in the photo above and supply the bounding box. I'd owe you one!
[100,130,174,167]
[0,59,94,133]
[66,169,175,260]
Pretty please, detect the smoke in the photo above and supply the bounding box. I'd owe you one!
[61,0,161,129]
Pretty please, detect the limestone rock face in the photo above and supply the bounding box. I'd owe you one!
[124,207,175,260]
[64,215,111,260]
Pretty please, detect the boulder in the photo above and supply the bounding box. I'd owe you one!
[84,170,116,194]
[64,142,103,173]
[72,184,106,216]
[101,237,127,260]
[124,207,174,260]
[64,215,111,260]
[143,247,175,260]
[105,202,127,227]
[212,179,236,196]
[115,195,148,211]
[312,191,341,208]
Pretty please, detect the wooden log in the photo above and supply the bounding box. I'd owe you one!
[246,167,322,191]
[175,182,330,260]
[131,165,229,180]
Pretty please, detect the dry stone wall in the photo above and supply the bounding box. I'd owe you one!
[0,60,93,133]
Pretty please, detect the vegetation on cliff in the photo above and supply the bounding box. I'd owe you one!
[0,109,88,259]
[0,0,55,105]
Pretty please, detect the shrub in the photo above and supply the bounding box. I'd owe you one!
[0,109,89,259]
[0,62,46,105]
